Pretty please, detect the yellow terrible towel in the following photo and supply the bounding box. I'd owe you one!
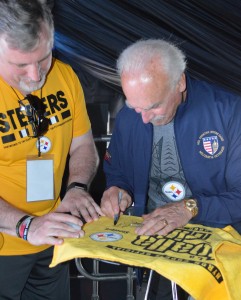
[50,215,241,300]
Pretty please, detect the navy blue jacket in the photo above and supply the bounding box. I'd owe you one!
[104,76,241,232]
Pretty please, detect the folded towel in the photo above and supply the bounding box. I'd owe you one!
[50,215,241,300]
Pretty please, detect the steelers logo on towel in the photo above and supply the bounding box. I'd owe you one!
[90,232,122,242]
[162,181,185,201]
[36,136,52,153]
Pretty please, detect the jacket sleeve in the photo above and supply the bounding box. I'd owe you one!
[194,110,241,230]
[175,77,241,231]
[103,106,134,197]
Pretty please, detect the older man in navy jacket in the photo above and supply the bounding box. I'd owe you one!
[100,39,241,299]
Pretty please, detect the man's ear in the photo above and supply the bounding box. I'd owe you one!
[178,73,186,93]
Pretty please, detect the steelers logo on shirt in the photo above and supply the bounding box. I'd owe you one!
[36,136,52,153]
[162,181,185,201]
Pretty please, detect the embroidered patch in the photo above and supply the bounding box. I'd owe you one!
[90,232,122,242]
[162,181,185,201]
[36,136,52,153]
[202,136,219,155]
[197,131,224,159]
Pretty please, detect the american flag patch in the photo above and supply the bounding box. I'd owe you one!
[202,136,219,155]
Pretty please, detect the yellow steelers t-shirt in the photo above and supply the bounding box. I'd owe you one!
[0,58,91,255]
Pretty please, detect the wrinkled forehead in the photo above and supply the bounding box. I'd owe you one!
[121,70,173,110]
[0,28,53,62]
[0,39,52,69]
[121,66,171,94]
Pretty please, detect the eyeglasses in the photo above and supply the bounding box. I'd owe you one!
[18,94,49,138]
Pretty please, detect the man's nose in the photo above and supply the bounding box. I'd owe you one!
[141,110,152,124]
[26,63,41,82]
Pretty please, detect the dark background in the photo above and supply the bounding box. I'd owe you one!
[52,0,241,101]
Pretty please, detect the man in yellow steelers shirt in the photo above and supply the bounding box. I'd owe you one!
[0,1,103,299]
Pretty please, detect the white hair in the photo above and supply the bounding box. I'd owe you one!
[117,39,186,88]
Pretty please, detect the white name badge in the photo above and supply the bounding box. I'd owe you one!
[26,155,54,202]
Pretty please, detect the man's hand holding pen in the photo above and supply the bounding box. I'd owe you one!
[100,186,132,220]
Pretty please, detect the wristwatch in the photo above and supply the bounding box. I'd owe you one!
[184,198,198,217]
[66,182,88,193]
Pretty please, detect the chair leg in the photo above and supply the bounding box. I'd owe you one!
[171,281,179,300]
[144,271,179,300]
[144,269,153,300]
[126,267,135,300]
[91,260,100,300]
